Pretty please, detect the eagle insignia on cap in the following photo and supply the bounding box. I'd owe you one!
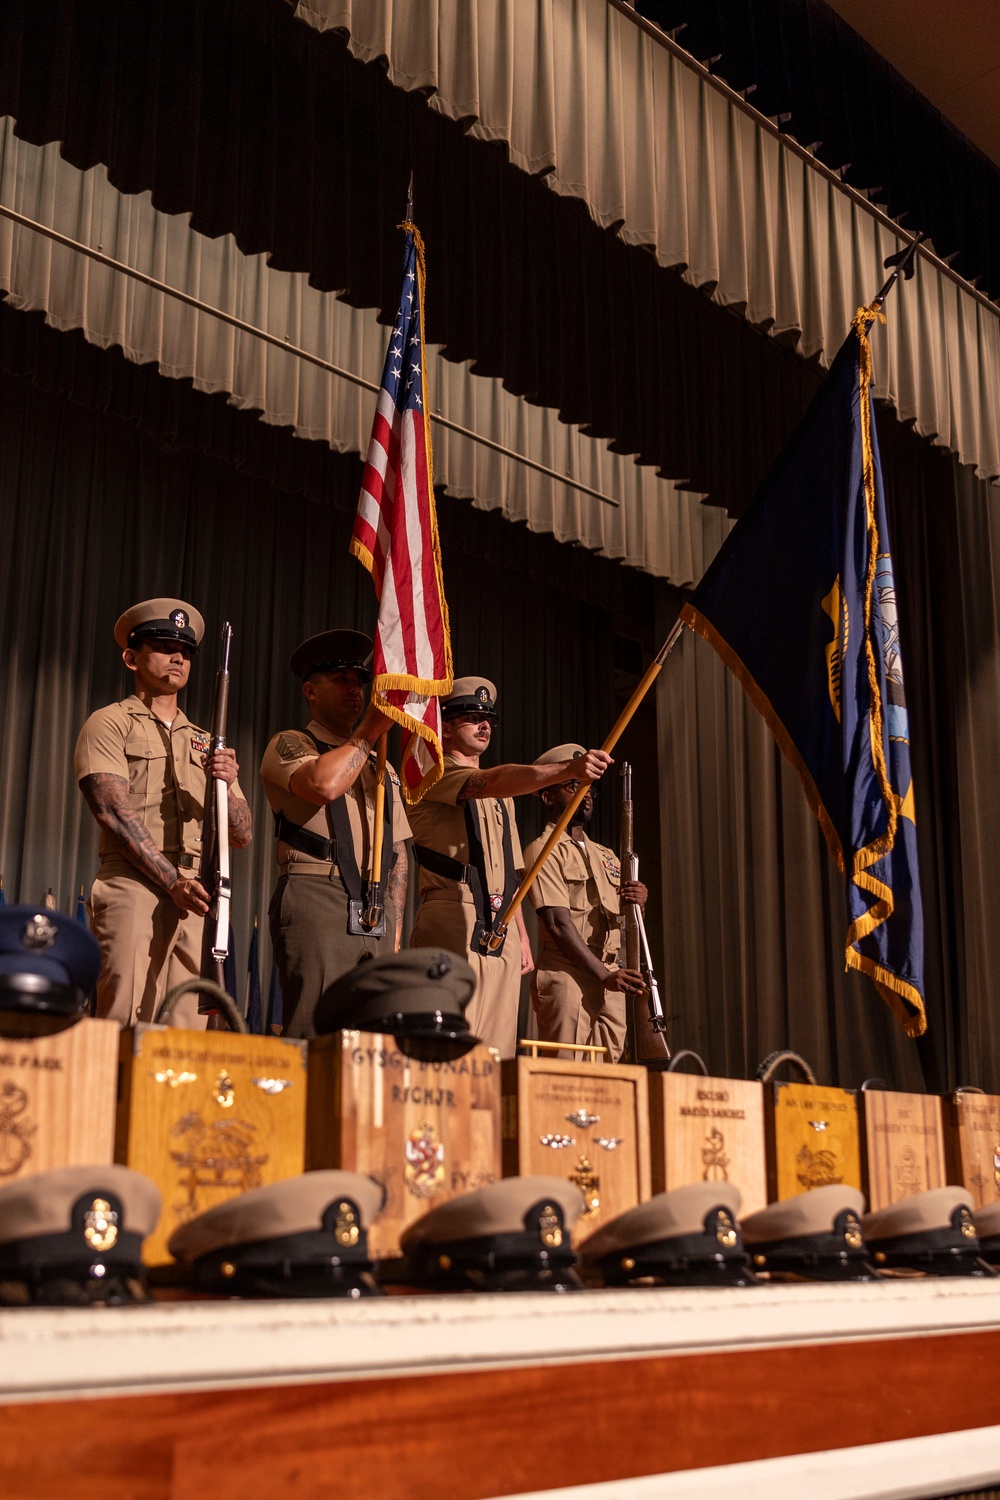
[171,610,189,629]
[21,914,57,951]
[83,1199,119,1253]
[476,686,488,702]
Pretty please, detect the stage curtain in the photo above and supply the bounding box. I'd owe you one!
[1,0,997,523]
[0,121,725,584]
[656,415,1000,1094]
[0,302,658,996]
[296,0,1000,485]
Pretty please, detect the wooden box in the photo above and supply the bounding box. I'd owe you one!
[116,1024,308,1265]
[861,1090,946,1212]
[766,1080,862,1201]
[648,1072,767,1215]
[307,1031,502,1260]
[0,1016,118,1181]
[946,1092,1000,1208]
[502,1056,651,1244]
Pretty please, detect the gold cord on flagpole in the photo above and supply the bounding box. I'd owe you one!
[370,734,388,888]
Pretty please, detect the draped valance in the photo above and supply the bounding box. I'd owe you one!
[0,121,726,584]
[297,0,1000,485]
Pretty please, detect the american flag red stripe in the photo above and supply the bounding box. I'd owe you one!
[350,222,453,802]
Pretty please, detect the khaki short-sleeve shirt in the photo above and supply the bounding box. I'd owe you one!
[524,823,621,960]
[406,755,524,901]
[74,695,247,861]
[259,720,411,870]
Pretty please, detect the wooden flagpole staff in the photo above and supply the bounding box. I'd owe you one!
[365,733,389,930]
[483,619,686,953]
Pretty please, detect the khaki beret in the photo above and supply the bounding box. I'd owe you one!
[290,629,373,681]
[442,676,497,717]
[533,743,586,767]
[314,948,479,1062]
[114,598,204,651]
[741,1186,875,1282]
[862,1187,994,1277]
[167,1171,386,1299]
[579,1183,753,1288]
[399,1176,584,1293]
[0,1164,161,1307]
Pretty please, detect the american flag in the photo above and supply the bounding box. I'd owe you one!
[351,223,453,802]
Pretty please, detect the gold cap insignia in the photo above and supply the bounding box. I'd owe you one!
[83,1199,119,1253]
[171,610,189,629]
[334,1201,360,1248]
[715,1210,738,1249]
[21,914,58,951]
[843,1213,863,1249]
[538,1204,563,1248]
[959,1207,977,1240]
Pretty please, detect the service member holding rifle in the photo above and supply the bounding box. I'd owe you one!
[75,599,251,1029]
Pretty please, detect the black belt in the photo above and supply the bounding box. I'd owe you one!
[413,799,517,958]
[273,809,335,864]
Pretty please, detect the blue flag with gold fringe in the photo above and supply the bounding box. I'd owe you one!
[682,307,925,1036]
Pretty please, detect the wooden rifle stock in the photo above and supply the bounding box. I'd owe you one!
[199,623,233,1003]
[620,761,670,1067]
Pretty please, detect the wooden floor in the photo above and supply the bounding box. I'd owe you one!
[3,1326,1000,1500]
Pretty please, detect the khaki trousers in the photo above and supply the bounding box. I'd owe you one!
[270,870,397,1039]
[88,862,207,1028]
[410,890,521,1059]
[532,954,627,1063]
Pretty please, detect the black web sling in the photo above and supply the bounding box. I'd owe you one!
[413,799,518,958]
[272,731,397,935]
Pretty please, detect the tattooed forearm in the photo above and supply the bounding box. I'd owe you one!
[227,791,253,848]
[387,841,409,915]
[456,770,489,804]
[79,773,179,890]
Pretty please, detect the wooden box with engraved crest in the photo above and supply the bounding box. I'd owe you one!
[116,1024,308,1265]
[501,1052,651,1244]
[761,1052,862,1201]
[860,1088,947,1212]
[647,1068,767,1215]
[945,1091,1000,1210]
[306,1030,502,1260]
[0,1014,119,1182]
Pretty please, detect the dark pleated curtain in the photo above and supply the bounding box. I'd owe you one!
[636,0,1000,301]
[0,303,658,986]
[656,400,1000,1094]
[0,0,824,518]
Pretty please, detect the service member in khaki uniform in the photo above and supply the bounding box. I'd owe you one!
[407,682,613,1059]
[75,599,252,1029]
[524,743,647,1062]
[260,629,411,1039]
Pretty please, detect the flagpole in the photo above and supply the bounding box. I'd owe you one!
[367,732,389,923]
[485,618,687,952]
[869,232,925,315]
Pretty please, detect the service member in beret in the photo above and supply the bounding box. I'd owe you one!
[314,948,480,1062]
[260,629,412,1037]
[579,1183,755,1288]
[522,744,646,1063]
[406,681,614,1058]
[167,1170,385,1298]
[740,1185,880,1281]
[75,600,251,1029]
[0,1163,161,1306]
[398,1176,585,1293]
[0,905,102,1016]
[862,1187,996,1277]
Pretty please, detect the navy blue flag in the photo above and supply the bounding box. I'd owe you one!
[76,886,87,925]
[682,307,925,1037]
[0,878,5,906]
[246,920,263,1034]
[266,960,283,1035]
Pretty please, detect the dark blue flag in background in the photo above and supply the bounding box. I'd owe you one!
[682,306,925,1037]
[267,960,283,1035]
[246,919,262,1034]
[76,885,87,925]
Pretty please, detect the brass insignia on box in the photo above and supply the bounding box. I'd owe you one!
[251,1077,293,1095]
[83,1198,119,1252]
[565,1109,599,1129]
[540,1133,575,1150]
[594,1137,623,1152]
[151,1069,198,1088]
[404,1122,446,1200]
[569,1155,600,1217]
[213,1071,236,1108]
[21,914,57,951]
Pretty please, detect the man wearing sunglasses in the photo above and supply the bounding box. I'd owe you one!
[407,680,612,1057]
[75,598,251,1028]
[524,743,647,1062]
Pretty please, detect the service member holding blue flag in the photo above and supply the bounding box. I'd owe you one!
[681,302,925,1036]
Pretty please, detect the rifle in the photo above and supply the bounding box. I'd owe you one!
[199,622,233,1006]
[620,761,671,1067]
